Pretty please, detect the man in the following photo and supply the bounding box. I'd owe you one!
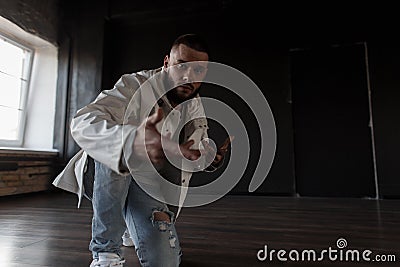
[53,33,232,267]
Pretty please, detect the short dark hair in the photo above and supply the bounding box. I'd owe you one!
[171,33,209,55]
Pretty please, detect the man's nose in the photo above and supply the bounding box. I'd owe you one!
[182,68,195,83]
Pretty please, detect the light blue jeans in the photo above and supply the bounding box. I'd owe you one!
[89,159,182,267]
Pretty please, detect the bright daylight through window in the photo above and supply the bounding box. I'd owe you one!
[0,34,32,144]
[0,15,58,151]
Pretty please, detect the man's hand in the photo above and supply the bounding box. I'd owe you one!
[177,139,202,161]
[214,135,234,164]
[203,135,234,167]
[133,108,201,165]
[133,108,164,164]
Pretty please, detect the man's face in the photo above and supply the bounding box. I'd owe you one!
[164,44,209,105]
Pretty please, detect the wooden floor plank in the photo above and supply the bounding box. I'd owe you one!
[0,191,399,266]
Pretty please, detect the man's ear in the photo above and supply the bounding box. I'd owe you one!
[163,55,169,68]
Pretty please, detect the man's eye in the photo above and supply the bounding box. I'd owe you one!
[195,69,204,74]
[177,63,184,69]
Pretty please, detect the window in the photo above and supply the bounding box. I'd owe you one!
[0,16,58,151]
[0,34,33,145]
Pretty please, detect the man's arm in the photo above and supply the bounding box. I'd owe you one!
[71,73,202,175]
[204,135,234,172]
[70,74,141,175]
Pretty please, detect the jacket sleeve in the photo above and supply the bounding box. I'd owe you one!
[70,74,142,175]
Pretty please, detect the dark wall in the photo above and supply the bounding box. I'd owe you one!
[58,0,400,197]
[54,0,109,160]
[100,1,400,197]
[0,0,59,45]
[291,44,376,198]
[368,43,400,198]
[4,0,399,197]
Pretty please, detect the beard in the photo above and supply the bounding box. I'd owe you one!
[166,85,200,105]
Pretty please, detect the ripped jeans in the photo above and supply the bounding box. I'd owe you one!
[89,160,182,267]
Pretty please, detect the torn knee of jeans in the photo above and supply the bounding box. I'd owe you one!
[168,230,177,248]
[151,209,175,231]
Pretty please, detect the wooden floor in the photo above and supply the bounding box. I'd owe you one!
[0,191,399,267]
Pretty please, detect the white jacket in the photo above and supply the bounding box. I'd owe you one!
[52,67,211,217]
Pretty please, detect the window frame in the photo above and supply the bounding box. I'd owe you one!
[0,32,34,147]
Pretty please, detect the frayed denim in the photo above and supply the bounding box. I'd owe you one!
[89,160,181,267]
